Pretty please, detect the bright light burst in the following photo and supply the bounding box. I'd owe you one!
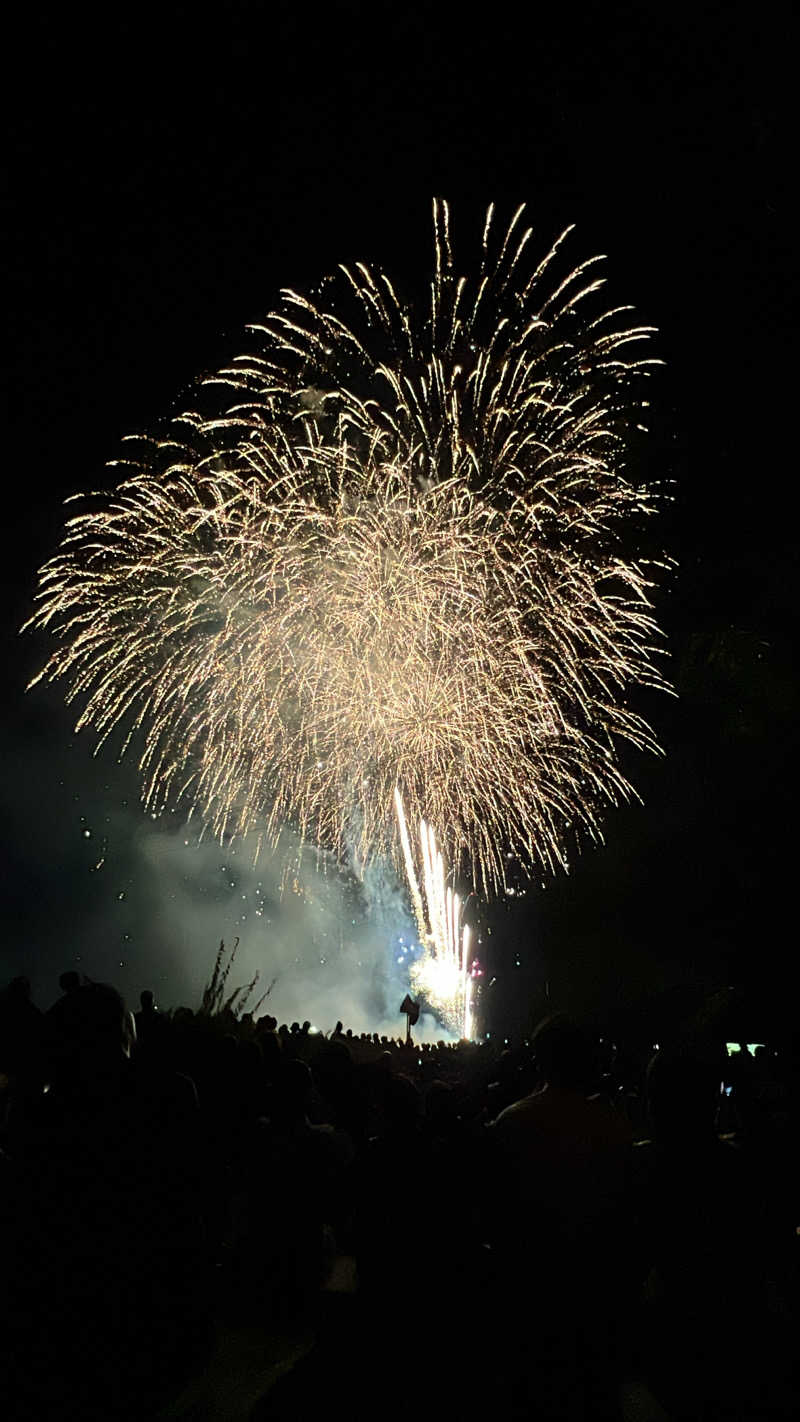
[395,788,472,1036]
[26,200,670,901]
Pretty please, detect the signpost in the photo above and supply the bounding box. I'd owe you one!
[400,993,420,1043]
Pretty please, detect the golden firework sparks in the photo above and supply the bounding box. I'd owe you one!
[26,201,671,899]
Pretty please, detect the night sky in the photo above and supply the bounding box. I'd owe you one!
[5,7,796,1036]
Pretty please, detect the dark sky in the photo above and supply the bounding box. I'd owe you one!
[4,6,796,1030]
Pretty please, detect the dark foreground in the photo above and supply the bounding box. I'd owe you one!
[1,975,797,1420]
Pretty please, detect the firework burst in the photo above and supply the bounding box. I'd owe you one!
[26,201,670,897]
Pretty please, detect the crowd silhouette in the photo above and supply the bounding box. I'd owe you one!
[0,970,796,1420]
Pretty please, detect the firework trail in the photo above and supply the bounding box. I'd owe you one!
[395,788,472,1036]
[26,200,670,906]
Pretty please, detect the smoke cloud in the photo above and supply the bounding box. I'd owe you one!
[133,820,450,1040]
[1,696,450,1038]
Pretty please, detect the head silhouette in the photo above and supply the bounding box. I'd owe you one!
[55,982,129,1066]
[646,1045,724,1143]
[383,1073,420,1131]
[532,1015,595,1090]
[275,1058,313,1122]
[426,1079,457,1128]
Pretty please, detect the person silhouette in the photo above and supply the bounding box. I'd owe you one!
[486,1015,634,1420]
[635,1043,776,1418]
